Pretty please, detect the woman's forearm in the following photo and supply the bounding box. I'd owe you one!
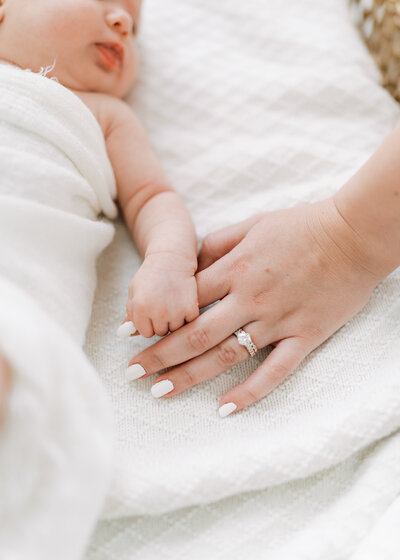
[334,121,400,279]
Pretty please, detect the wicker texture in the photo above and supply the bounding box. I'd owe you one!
[350,0,400,100]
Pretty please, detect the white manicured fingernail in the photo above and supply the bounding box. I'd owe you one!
[126,364,146,381]
[151,379,174,398]
[218,402,237,418]
[117,321,136,338]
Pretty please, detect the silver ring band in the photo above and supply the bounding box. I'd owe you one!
[234,328,258,357]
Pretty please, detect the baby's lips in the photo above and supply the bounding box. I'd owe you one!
[117,321,137,338]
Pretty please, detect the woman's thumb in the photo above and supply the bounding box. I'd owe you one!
[197,215,261,272]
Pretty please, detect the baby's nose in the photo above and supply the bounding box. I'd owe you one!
[106,9,132,38]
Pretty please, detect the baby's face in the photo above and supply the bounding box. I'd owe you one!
[0,0,141,98]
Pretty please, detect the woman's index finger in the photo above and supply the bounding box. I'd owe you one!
[127,295,247,380]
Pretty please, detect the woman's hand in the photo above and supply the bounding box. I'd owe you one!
[125,198,384,415]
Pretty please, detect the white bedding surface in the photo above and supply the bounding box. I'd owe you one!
[85,0,400,558]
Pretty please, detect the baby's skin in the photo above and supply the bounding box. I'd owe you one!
[0,0,199,419]
[0,0,200,333]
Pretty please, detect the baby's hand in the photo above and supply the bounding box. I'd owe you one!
[121,252,199,338]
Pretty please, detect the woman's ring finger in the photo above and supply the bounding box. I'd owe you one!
[149,323,266,399]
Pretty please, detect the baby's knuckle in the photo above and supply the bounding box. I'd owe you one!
[154,306,169,322]
[126,300,133,317]
[187,328,210,351]
[132,298,147,316]
[140,328,155,339]
[129,278,139,294]
[154,325,168,337]
[168,320,183,332]
[186,304,199,321]
[216,340,240,368]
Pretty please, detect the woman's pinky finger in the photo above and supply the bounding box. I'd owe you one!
[218,337,311,417]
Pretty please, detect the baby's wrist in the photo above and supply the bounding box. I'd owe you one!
[144,249,197,275]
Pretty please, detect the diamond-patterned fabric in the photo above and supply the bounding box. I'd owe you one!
[85,1,400,558]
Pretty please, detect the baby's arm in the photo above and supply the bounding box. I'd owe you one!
[77,92,198,337]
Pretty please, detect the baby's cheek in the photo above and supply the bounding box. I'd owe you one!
[42,6,87,37]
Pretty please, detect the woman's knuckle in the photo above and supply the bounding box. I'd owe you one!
[251,290,271,307]
[301,324,323,342]
[187,328,210,351]
[229,255,250,276]
[268,363,289,384]
[180,366,196,387]
[148,350,166,371]
[201,234,216,254]
[241,386,260,404]
[216,340,239,368]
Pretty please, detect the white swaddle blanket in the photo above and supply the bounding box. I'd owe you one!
[0,65,116,559]
[85,1,400,559]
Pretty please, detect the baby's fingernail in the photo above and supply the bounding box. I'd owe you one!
[151,379,174,398]
[126,364,147,381]
[117,321,136,338]
[218,402,237,418]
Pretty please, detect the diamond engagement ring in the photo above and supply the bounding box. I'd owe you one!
[234,328,258,357]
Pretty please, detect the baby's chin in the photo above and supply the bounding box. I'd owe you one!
[88,74,136,98]
[54,65,137,99]
[92,64,138,98]
[104,79,136,99]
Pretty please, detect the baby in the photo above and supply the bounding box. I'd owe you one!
[0,0,201,419]
[0,0,199,378]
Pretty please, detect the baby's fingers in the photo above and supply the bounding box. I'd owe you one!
[125,290,155,338]
[167,317,186,333]
[152,302,199,336]
[218,337,311,417]
[152,316,169,337]
[133,307,155,338]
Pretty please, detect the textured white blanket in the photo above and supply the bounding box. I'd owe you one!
[85,0,400,559]
[0,65,117,559]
